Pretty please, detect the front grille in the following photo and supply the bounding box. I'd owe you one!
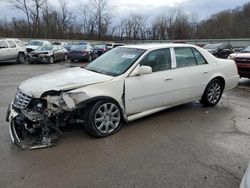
[13,90,32,109]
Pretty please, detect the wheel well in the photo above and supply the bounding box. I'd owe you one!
[18,52,25,57]
[212,76,225,90]
[77,96,126,121]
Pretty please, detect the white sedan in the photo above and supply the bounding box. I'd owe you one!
[241,162,250,188]
[7,43,239,149]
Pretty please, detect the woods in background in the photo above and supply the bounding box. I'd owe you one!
[0,0,250,41]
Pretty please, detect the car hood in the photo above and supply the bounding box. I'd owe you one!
[26,45,40,50]
[19,67,113,97]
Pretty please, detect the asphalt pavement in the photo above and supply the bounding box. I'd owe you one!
[0,61,250,188]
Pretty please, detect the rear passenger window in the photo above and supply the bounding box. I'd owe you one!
[192,48,207,65]
[7,40,16,48]
[175,47,196,68]
[140,48,171,72]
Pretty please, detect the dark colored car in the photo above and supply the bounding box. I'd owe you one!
[28,45,68,64]
[68,44,98,62]
[93,44,108,56]
[228,45,250,78]
[203,43,234,59]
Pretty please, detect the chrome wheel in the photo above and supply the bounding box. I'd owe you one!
[49,56,54,64]
[207,82,222,104]
[94,103,121,134]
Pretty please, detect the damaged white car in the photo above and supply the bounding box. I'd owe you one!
[6,44,239,149]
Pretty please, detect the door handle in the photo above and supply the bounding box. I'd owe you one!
[164,77,173,81]
[203,71,209,74]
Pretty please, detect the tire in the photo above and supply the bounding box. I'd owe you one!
[84,100,122,137]
[48,56,54,64]
[200,79,223,107]
[28,59,33,64]
[17,53,25,64]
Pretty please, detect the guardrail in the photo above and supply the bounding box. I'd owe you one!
[127,38,250,48]
[1,37,250,48]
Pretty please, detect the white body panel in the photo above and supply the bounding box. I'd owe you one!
[241,162,250,188]
[11,43,239,122]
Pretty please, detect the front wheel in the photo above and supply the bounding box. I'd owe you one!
[84,100,122,137]
[48,56,54,64]
[17,53,26,64]
[200,79,223,107]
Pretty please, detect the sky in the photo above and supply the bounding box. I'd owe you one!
[0,0,249,22]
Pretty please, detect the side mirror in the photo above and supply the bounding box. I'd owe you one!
[130,65,152,77]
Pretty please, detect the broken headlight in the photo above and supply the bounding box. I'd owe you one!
[28,99,47,111]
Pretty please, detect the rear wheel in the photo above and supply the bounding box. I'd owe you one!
[84,100,122,137]
[17,53,25,64]
[200,79,223,107]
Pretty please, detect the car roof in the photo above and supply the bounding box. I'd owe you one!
[121,43,198,50]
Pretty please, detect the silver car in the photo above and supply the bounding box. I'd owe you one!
[0,38,27,64]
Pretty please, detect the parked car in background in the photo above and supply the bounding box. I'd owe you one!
[203,43,234,58]
[228,45,250,78]
[93,44,108,56]
[106,43,125,50]
[52,41,69,49]
[0,38,26,64]
[6,43,239,149]
[68,44,98,62]
[26,40,51,53]
[241,161,250,188]
[28,44,67,64]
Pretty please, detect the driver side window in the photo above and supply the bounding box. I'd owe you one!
[140,48,171,72]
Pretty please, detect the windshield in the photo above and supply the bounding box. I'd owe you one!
[85,47,146,76]
[243,45,250,52]
[29,40,43,46]
[70,45,87,50]
[204,44,221,49]
[37,45,53,51]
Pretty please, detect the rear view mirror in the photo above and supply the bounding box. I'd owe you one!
[130,65,152,77]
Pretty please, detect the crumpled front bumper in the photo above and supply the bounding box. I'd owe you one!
[6,103,58,150]
[6,103,24,148]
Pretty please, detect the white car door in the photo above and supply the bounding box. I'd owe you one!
[6,40,18,59]
[125,47,216,116]
[0,41,10,61]
[125,48,181,115]
[171,47,216,101]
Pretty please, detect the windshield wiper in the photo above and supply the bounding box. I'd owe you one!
[85,68,104,74]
